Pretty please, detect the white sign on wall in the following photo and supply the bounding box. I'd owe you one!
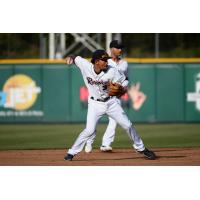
[187,73,200,111]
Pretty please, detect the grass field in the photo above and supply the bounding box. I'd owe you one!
[0,124,200,150]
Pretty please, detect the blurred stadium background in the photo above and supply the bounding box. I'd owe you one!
[1,33,200,59]
[0,33,200,150]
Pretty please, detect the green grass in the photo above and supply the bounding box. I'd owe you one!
[0,124,200,150]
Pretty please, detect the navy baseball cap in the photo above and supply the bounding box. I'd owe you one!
[109,40,125,49]
[91,49,111,64]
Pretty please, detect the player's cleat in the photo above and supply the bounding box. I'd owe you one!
[137,148,156,160]
[85,143,92,153]
[100,145,113,152]
[64,154,74,161]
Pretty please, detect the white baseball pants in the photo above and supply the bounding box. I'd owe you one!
[86,98,121,147]
[68,97,145,155]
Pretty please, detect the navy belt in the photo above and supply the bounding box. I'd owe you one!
[90,96,111,102]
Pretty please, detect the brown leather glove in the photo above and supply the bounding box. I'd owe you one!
[107,82,125,96]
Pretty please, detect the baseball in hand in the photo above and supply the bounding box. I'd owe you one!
[65,57,73,65]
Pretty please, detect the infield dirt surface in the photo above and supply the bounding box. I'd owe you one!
[0,147,200,166]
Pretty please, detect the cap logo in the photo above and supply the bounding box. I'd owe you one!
[101,55,107,58]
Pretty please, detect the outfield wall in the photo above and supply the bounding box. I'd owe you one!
[0,59,200,123]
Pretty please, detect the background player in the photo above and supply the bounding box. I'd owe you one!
[64,49,156,161]
[85,40,128,152]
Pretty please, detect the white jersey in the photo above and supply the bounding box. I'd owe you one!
[108,58,128,78]
[74,56,128,99]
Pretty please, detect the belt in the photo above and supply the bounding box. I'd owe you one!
[90,96,111,102]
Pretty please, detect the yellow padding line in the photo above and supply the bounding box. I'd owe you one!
[0,59,65,64]
[125,58,200,63]
[1,58,200,64]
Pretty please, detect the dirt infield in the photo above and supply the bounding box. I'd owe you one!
[0,148,200,166]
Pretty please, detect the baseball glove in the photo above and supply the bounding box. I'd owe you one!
[107,82,125,96]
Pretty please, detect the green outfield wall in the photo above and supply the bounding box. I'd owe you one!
[0,59,200,123]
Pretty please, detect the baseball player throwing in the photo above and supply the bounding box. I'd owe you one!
[64,49,156,161]
[85,40,128,152]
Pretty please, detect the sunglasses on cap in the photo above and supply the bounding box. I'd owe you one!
[99,54,110,61]
[99,58,109,62]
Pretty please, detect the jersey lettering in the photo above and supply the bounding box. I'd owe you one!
[87,77,108,86]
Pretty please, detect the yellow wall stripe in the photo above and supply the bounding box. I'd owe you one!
[1,58,200,64]
[0,59,65,64]
[125,58,200,63]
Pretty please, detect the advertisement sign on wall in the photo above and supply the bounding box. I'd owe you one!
[0,74,43,117]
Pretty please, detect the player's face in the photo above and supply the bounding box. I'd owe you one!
[96,59,108,70]
[111,47,122,57]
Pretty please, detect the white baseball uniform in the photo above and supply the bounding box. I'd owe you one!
[86,58,128,147]
[67,56,145,156]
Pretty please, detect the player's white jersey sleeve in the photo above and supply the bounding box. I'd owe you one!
[112,68,128,88]
[108,59,128,78]
[120,60,128,78]
[74,56,91,71]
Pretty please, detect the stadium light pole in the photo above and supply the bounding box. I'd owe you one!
[106,33,112,54]
[60,33,66,57]
[39,33,47,58]
[114,33,121,42]
[49,33,55,59]
[155,33,159,58]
